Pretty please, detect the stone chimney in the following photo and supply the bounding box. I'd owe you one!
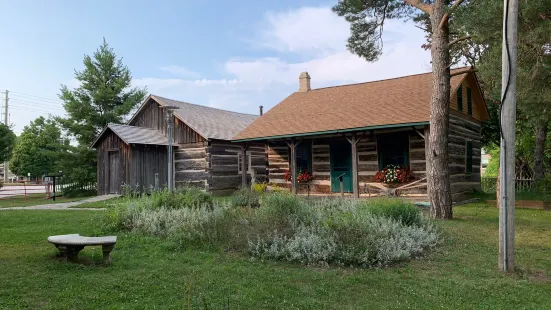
[259,105,264,116]
[298,72,311,92]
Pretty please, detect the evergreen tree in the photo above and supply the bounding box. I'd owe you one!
[58,39,146,146]
[333,0,473,219]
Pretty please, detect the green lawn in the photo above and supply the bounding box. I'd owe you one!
[0,204,550,309]
[0,194,91,208]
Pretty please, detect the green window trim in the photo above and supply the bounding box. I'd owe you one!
[457,85,463,112]
[467,87,473,116]
[466,141,473,174]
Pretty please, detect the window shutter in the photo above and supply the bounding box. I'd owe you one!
[467,87,473,116]
[466,141,473,174]
[457,85,463,112]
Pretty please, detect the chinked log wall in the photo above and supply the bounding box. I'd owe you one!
[174,140,266,194]
[449,112,482,201]
[267,129,429,195]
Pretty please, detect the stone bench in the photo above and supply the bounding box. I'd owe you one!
[48,234,117,264]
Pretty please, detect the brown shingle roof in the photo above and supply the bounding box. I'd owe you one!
[233,68,469,141]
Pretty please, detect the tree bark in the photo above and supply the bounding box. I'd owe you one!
[533,122,548,180]
[427,0,453,219]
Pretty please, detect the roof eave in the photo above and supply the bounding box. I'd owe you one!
[232,121,430,143]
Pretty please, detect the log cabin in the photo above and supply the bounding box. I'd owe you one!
[233,68,489,202]
[92,95,266,195]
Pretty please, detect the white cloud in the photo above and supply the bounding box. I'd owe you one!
[133,6,432,114]
[259,7,349,55]
[159,65,199,78]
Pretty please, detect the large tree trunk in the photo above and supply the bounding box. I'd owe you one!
[427,0,453,219]
[533,122,548,180]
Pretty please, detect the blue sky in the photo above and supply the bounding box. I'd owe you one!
[0,0,431,134]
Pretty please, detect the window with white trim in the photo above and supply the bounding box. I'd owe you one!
[237,153,251,174]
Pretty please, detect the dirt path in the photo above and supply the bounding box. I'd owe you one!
[0,195,118,210]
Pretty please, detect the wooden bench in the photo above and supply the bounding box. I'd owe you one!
[48,234,117,264]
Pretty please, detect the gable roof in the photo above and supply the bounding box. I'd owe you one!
[91,124,169,147]
[142,95,258,141]
[233,68,478,141]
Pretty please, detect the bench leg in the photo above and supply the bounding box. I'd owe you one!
[55,245,68,258]
[102,245,114,264]
[67,246,84,263]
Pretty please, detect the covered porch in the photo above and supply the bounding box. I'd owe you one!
[237,123,429,199]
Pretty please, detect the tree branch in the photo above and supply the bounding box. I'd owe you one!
[449,35,472,46]
[404,0,432,15]
[450,68,478,77]
[439,0,466,29]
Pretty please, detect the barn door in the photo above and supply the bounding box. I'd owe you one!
[108,151,121,194]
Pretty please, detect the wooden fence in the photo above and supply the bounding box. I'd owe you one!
[481,177,535,193]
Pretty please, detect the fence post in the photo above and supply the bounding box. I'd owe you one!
[24,182,27,202]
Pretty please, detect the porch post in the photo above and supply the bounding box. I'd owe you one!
[289,139,297,195]
[351,133,360,198]
[241,144,249,188]
[424,126,430,199]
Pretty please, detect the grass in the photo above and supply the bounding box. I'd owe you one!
[472,190,551,202]
[0,194,91,208]
[0,203,550,309]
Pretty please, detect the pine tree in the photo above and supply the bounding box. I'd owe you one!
[333,0,473,219]
[58,39,146,146]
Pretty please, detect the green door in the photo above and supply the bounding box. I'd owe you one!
[330,142,353,193]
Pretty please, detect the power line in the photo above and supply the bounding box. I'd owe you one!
[9,99,65,111]
[9,91,63,105]
[10,96,64,108]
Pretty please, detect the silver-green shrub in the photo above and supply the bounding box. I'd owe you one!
[106,190,439,267]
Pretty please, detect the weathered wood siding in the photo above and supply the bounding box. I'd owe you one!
[129,145,168,192]
[207,141,266,194]
[96,130,130,195]
[450,73,488,121]
[449,112,482,201]
[129,99,206,144]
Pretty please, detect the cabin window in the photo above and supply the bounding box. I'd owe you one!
[467,87,473,116]
[289,142,312,173]
[457,85,463,112]
[465,141,473,174]
[237,153,251,174]
[378,133,409,169]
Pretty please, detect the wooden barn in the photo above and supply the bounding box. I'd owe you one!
[233,68,489,202]
[92,95,266,195]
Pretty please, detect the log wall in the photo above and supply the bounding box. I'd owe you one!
[449,112,482,201]
[173,140,267,194]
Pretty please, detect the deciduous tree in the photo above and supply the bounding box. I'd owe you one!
[9,117,67,178]
[0,123,16,163]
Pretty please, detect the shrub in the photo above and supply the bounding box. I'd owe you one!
[364,199,422,226]
[231,188,260,208]
[149,188,213,210]
[252,182,267,194]
[107,192,438,268]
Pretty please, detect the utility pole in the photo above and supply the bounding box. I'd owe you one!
[3,90,8,183]
[499,0,518,272]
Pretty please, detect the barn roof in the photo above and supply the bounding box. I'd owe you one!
[233,68,477,141]
[91,124,169,147]
[149,95,258,141]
